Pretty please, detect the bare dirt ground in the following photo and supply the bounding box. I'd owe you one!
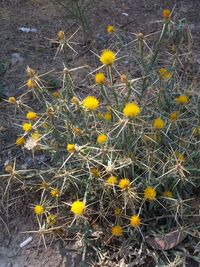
[0,0,200,266]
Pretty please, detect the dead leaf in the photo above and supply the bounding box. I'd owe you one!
[146,229,186,250]
[24,137,39,150]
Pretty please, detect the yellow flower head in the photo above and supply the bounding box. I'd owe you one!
[169,111,179,121]
[100,50,115,65]
[111,225,123,237]
[16,136,25,146]
[114,207,121,217]
[95,72,106,84]
[175,94,189,104]
[67,143,76,153]
[32,132,40,140]
[27,78,37,89]
[107,25,115,34]
[175,152,185,163]
[52,91,61,98]
[5,164,13,174]
[73,127,82,136]
[90,168,100,178]
[47,214,57,225]
[159,68,172,80]
[8,96,17,104]
[120,74,128,84]
[97,133,107,144]
[118,178,130,190]
[123,102,141,118]
[58,30,65,40]
[71,200,85,216]
[26,111,37,120]
[130,215,141,228]
[82,96,99,111]
[193,126,200,136]
[26,67,36,78]
[163,190,173,198]
[50,188,60,198]
[103,112,112,121]
[34,205,44,215]
[71,96,80,106]
[22,122,32,132]
[162,9,171,19]
[153,118,165,130]
[106,175,118,185]
[144,186,156,201]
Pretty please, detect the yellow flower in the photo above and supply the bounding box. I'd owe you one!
[58,30,65,40]
[82,96,99,110]
[67,144,76,153]
[118,178,130,190]
[5,164,13,174]
[90,168,100,178]
[153,118,165,130]
[50,188,60,198]
[106,175,118,185]
[73,127,82,136]
[159,68,172,80]
[120,74,128,83]
[26,67,36,78]
[103,112,112,121]
[123,102,141,118]
[111,225,123,237]
[32,132,40,140]
[95,72,105,84]
[114,207,121,217]
[16,136,25,146]
[8,97,17,104]
[52,91,61,98]
[71,96,80,106]
[27,78,37,89]
[22,122,32,132]
[175,95,189,104]
[169,111,179,121]
[162,9,171,19]
[193,127,200,136]
[107,25,115,34]
[43,122,49,129]
[71,200,85,216]
[144,186,156,201]
[163,190,173,198]
[130,215,141,228]
[97,133,107,144]
[46,214,57,225]
[34,205,44,215]
[175,152,185,162]
[100,50,115,65]
[26,111,37,120]
[41,181,50,190]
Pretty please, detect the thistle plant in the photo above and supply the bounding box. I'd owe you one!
[51,0,94,42]
[2,9,200,265]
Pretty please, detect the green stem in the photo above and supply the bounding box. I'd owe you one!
[108,65,118,107]
[140,22,168,99]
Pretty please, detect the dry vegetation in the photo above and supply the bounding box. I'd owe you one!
[0,1,200,266]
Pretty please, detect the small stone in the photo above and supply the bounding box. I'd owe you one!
[11,53,24,66]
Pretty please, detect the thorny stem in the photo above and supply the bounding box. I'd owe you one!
[140,22,169,99]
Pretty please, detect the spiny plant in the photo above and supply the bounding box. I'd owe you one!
[2,9,200,266]
[51,0,95,42]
